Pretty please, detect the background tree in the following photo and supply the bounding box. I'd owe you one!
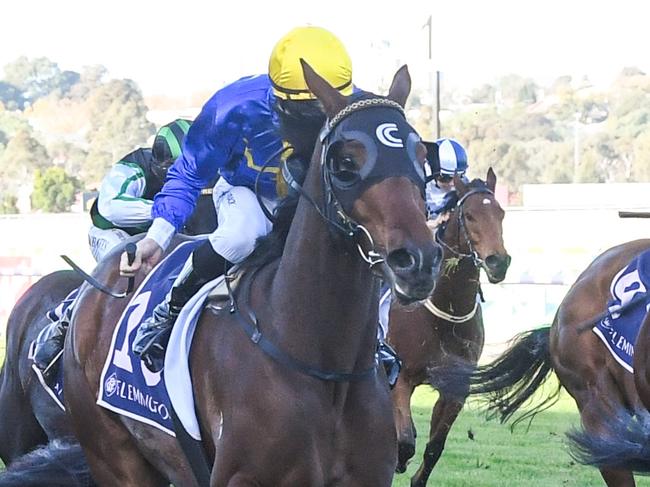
[0,194,18,214]
[0,81,25,110]
[66,65,107,101]
[3,56,73,105]
[496,74,539,105]
[469,83,496,104]
[0,128,49,196]
[47,140,88,177]
[31,166,80,212]
[84,79,154,185]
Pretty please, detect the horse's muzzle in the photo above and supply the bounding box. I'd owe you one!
[387,243,442,303]
[483,253,511,283]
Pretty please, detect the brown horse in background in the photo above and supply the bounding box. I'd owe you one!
[0,192,216,470]
[388,169,510,486]
[470,239,650,487]
[1,63,443,486]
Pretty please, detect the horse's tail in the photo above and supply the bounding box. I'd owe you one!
[567,408,650,472]
[470,326,560,427]
[0,440,95,487]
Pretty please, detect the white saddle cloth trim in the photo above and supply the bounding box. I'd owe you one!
[164,274,224,441]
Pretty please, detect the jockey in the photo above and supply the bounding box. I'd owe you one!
[425,137,469,219]
[88,118,193,262]
[121,26,357,373]
[32,119,191,372]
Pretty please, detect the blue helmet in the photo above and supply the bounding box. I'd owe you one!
[435,138,468,176]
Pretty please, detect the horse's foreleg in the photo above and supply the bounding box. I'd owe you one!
[392,377,416,473]
[410,394,464,487]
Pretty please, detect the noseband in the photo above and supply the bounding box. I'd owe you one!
[435,187,495,269]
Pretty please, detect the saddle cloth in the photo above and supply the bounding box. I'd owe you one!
[97,239,221,439]
[593,248,650,373]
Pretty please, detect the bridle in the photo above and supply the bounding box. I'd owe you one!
[426,186,494,323]
[435,186,495,270]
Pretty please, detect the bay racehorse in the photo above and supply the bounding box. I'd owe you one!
[388,169,510,486]
[0,192,216,468]
[563,269,650,477]
[470,239,650,487]
[7,62,443,486]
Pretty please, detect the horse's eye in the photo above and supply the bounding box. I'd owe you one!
[332,156,359,175]
[330,155,359,186]
[465,212,476,223]
[338,156,357,172]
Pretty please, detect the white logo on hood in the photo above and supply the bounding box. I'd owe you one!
[376,123,403,148]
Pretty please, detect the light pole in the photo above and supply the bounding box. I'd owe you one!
[424,15,441,139]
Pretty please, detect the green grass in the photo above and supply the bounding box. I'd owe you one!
[392,386,650,486]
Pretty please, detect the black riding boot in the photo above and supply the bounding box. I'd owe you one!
[133,242,229,372]
[33,308,72,373]
[378,340,402,389]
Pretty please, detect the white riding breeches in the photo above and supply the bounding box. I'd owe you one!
[88,226,130,262]
[208,178,277,264]
[378,288,392,341]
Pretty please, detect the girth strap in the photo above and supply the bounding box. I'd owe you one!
[170,406,211,487]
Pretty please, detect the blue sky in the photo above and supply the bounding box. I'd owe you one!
[2,0,649,96]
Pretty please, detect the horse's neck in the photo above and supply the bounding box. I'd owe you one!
[433,218,480,312]
[265,172,378,371]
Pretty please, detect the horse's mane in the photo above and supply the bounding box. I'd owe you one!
[241,91,379,271]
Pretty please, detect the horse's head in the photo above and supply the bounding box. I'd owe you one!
[301,60,442,303]
[449,168,511,283]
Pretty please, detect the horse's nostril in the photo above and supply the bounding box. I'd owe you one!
[485,254,511,272]
[485,255,500,268]
[387,249,417,271]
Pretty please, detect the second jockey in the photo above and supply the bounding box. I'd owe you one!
[33,119,191,372]
[88,119,193,261]
[425,137,469,219]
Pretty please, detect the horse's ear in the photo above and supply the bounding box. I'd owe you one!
[300,59,347,118]
[486,167,497,191]
[387,65,411,108]
[454,173,467,195]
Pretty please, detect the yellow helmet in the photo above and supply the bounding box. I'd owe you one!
[269,26,353,101]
